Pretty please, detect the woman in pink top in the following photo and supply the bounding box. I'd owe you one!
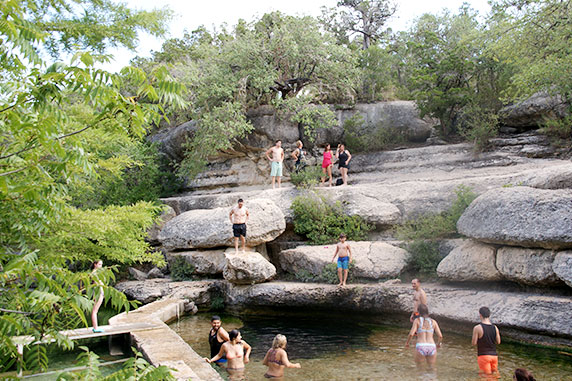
[321,143,333,187]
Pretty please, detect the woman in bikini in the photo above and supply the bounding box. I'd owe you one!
[321,143,333,187]
[90,260,105,333]
[262,334,301,379]
[205,329,251,380]
[405,303,443,369]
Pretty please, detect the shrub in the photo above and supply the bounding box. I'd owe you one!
[405,240,442,275]
[540,115,572,147]
[343,113,407,153]
[291,191,373,244]
[458,105,499,152]
[319,262,356,284]
[290,166,323,188]
[170,256,196,281]
[396,185,477,241]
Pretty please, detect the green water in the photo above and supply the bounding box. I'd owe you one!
[171,312,572,380]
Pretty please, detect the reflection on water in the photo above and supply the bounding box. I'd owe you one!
[170,312,572,380]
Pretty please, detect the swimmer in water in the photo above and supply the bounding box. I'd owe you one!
[262,334,301,378]
[208,315,229,365]
[205,329,251,379]
[405,303,443,370]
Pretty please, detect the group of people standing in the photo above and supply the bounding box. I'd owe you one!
[206,315,300,379]
[265,140,352,189]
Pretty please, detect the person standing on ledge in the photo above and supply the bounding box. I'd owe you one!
[90,260,105,333]
[472,306,501,378]
[208,315,230,366]
[291,140,307,173]
[336,143,352,185]
[331,233,352,286]
[229,198,249,254]
[265,140,284,189]
[410,278,428,322]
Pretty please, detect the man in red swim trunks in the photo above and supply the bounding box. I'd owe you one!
[472,306,501,377]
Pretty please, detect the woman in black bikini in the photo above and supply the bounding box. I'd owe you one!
[336,144,352,186]
[262,334,301,378]
[206,329,251,380]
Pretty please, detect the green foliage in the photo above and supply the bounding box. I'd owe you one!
[34,203,166,267]
[210,297,225,311]
[170,256,196,282]
[540,115,572,146]
[405,240,442,276]
[457,104,499,151]
[343,113,406,153]
[396,185,477,241]
[56,347,175,380]
[291,191,373,245]
[290,166,323,188]
[320,262,356,284]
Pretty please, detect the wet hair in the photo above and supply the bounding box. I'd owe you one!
[514,368,536,381]
[275,140,281,144]
[272,334,287,349]
[229,329,240,341]
[479,306,491,318]
[91,260,102,270]
[296,140,302,148]
[237,198,244,203]
[418,303,429,317]
[211,315,221,322]
[339,233,347,239]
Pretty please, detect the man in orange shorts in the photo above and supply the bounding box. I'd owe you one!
[471,306,501,377]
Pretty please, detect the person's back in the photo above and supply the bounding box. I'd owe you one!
[472,306,501,376]
[416,317,436,344]
[477,322,498,356]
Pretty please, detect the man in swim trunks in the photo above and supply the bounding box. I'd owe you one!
[229,198,249,254]
[208,315,230,365]
[265,140,284,189]
[472,306,501,377]
[410,278,428,322]
[331,233,352,286]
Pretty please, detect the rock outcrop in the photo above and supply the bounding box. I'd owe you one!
[279,241,409,280]
[223,252,276,284]
[457,187,572,250]
[552,251,572,288]
[496,247,561,286]
[147,206,177,244]
[499,92,569,128]
[158,198,286,250]
[436,240,502,281]
[167,250,226,275]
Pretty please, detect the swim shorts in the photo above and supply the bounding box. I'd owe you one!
[416,343,437,356]
[232,223,247,238]
[337,256,349,269]
[270,161,283,177]
[477,355,498,374]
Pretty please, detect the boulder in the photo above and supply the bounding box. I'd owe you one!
[338,101,434,143]
[158,198,286,250]
[223,252,276,285]
[147,267,165,279]
[167,250,227,275]
[243,105,300,148]
[552,251,572,288]
[519,163,572,190]
[437,240,502,281]
[279,241,409,280]
[148,121,197,161]
[457,187,572,250]
[496,247,561,286]
[499,92,569,128]
[336,191,401,225]
[115,279,170,304]
[147,206,177,244]
[129,267,148,281]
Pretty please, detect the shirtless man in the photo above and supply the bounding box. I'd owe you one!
[229,198,249,254]
[410,278,428,322]
[331,233,352,286]
[265,140,284,189]
[208,315,230,365]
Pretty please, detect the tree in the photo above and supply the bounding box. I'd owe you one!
[0,0,184,374]
[321,0,397,49]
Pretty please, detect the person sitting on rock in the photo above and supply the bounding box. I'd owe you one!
[229,198,249,254]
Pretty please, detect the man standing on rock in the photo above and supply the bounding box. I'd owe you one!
[229,198,249,254]
[410,279,428,322]
[472,306,501,378]
[265,140,284,189]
